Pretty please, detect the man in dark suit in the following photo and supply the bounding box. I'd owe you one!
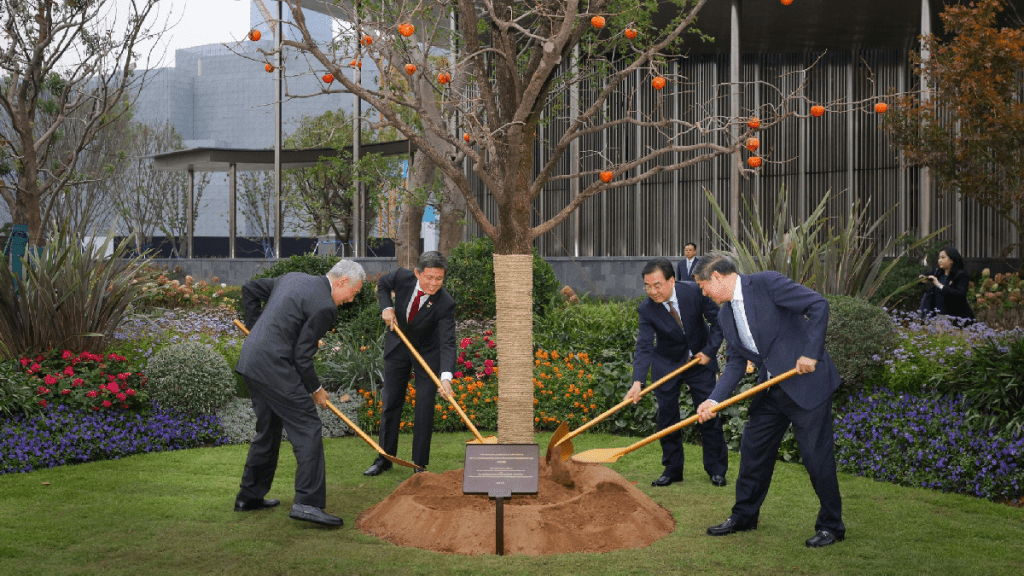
[693,253,845,548]
[234,260,365,527]
[628,258,727,488]
[676,242,699,282]
[364,251,456,476]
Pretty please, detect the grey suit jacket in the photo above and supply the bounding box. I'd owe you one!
[235,272,338,394]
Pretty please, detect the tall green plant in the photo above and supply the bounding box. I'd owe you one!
[0,226,150,358]
[704,188,943,300]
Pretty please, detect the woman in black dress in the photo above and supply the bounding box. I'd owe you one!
[918,246,975,321]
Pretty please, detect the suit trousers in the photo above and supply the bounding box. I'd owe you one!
[236,375,327,509]
[379,348,438,466]
[652,366,728,478]
[730,385,845,536]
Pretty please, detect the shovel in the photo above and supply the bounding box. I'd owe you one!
[390,323,498,444]
[233,319,423,471]
[571,367,800,464]
[545,356,701,463]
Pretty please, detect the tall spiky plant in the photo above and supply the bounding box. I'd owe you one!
[0,225,151,358]
[705,188,944,301]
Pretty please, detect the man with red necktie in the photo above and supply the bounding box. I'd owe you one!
[364,251,456,476]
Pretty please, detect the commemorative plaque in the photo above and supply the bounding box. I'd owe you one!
[463,443,539,555]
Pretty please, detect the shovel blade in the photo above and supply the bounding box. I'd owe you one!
[570,447,628,464]
[545,421,571,463]
[381,453,423,471]
[466,435,499,444]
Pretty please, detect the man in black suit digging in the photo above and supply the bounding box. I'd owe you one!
[234,260,365,527]
[364,251,456,476]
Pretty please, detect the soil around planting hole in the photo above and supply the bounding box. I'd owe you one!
[356,455,675,555]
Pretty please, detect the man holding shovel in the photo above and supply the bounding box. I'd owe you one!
[628,258,726,488]
[234,259,365,527]
[693,253,845,548]
[364,251,456,476]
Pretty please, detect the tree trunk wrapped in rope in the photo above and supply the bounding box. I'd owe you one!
[494,253,534,443]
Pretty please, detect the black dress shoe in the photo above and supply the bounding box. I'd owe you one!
[289,504,343,527]
[651,473,683,487]
[413,467,427,473]
[710,475,727,487]
[234,498,281,512]
[806,530,844,548]
[707,517,757,536]
[363,458,393,476]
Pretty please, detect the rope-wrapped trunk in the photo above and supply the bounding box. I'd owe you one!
[493,253,535,443]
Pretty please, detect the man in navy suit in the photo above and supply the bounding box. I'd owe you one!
[235,259,365,527]
[628,258,727,487]
[676,242,699,282]
[693,253,845,548]
[364,251,456,476]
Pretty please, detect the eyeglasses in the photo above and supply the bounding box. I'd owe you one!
[643,282,666,293]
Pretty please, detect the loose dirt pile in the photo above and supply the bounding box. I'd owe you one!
[356,456,675,555]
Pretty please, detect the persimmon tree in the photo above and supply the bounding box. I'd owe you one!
[887,0,1024,257]
[0,0,164,246]
[276,0,809,442]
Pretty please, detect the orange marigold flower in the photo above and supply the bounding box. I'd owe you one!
[442,415,448,419]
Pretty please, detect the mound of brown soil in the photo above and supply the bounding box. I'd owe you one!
[356,456,675,555]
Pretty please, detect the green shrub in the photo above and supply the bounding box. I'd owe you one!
[0,359,42,418]
[319,331,385,394]
[254,253,340,279]
[824,295,896,392]
[445,237,561,320]
[533,295,641,364]
[933,337,1024,435]
[870,257,928,313]
[146,343,236,415]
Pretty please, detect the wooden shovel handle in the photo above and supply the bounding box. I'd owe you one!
[557,356,702,446]
[389,323,487,443]
[618,367,801,457]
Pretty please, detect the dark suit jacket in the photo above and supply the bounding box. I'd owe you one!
[235,273,338,394]
[919,268,975,320]
[377,268,456,374]
[632,281,723,382]
[710,271,840,411]
[677,259,697,282]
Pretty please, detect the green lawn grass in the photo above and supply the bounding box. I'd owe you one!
[1,432,1022,576]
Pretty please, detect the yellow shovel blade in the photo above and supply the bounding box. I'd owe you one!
[466,435,499,444]
[570,446,629,464]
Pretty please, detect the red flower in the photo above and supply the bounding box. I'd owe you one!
[484,330,493,336]
[99,384,107,392]
[36,386,49,394]
[118,372,129,381]
[29,363,40,373]
[102,400,112,408]
[73,378,84,387]
[456,357,465,366]
[63,366,74,377]
[460,338,471,349]
[19,357,29,366]
[487,341,496,349]
[91,407,100,411]
[484,367,494,376]
[454,371,464,379]
[464,361,473,369]
[86,390,98,398]
[35,355,43,362]
[484,359,495,368]
[120,404,130,409]
[44,374,58,386]
[108,382,120,394]
[116,393,127,402]
[61,389,71,395]
[126,389,136,397]
[62,350,74,361]
[38,400,48,408]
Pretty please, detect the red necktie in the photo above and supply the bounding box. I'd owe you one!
[408,290,425,322]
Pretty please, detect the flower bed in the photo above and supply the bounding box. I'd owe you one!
[0,403,227,474]
[835,388,1023,501]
